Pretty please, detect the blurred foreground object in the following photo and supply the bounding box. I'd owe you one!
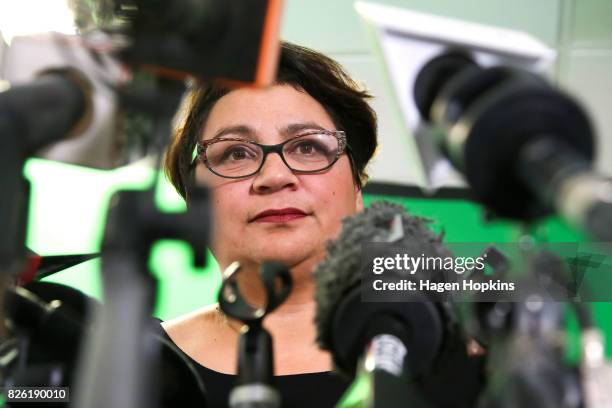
[356,1,611,241]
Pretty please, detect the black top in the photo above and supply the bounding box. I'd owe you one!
[154,319,351,408]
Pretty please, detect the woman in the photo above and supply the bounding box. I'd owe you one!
[162,42,377,407]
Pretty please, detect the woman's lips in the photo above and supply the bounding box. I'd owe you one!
[252,208,308,223]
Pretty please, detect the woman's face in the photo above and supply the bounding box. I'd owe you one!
[194,84,363,272]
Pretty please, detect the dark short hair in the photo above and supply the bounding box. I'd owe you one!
[165,42,378,199]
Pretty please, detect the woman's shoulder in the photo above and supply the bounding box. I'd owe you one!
[161,303,229,347]
[161,303,239,374]
[162,303,219,333]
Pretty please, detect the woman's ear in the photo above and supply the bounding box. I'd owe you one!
[355,187,364,212]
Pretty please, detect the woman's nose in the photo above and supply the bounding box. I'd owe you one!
[252,152,298,193]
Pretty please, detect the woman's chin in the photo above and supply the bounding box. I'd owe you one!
[253,243,318,267]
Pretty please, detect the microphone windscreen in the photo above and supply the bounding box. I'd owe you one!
[314,200,446,352]
[313,201,487,406]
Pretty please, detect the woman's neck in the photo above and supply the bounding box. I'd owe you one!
[224,251,324,307]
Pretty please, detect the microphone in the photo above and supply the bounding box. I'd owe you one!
[2,32,125,168]
[314,201,484,407]
[0,67,93,154]
[412,53,612,240]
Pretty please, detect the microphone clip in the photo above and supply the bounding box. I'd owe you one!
[218,261,292,408]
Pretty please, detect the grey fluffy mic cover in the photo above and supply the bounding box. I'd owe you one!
[313,200,447,352]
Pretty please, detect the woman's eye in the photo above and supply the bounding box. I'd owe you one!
[231,149,247,160]
[298,143,315,154]
[296,142,318,155]
[223,146,254,161]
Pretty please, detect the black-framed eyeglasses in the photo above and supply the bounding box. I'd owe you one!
[193,130,349,179]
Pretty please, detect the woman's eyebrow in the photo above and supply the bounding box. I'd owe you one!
[206,122,327,141]
[280,122,326,136]
[209,125,256,140]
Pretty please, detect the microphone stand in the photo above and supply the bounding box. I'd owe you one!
[462,247,584,408]
[73,78,211,408]
[0,73,90,346]
[232,320,278,408]
[0,129,28,347]
[218,261,292,408]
